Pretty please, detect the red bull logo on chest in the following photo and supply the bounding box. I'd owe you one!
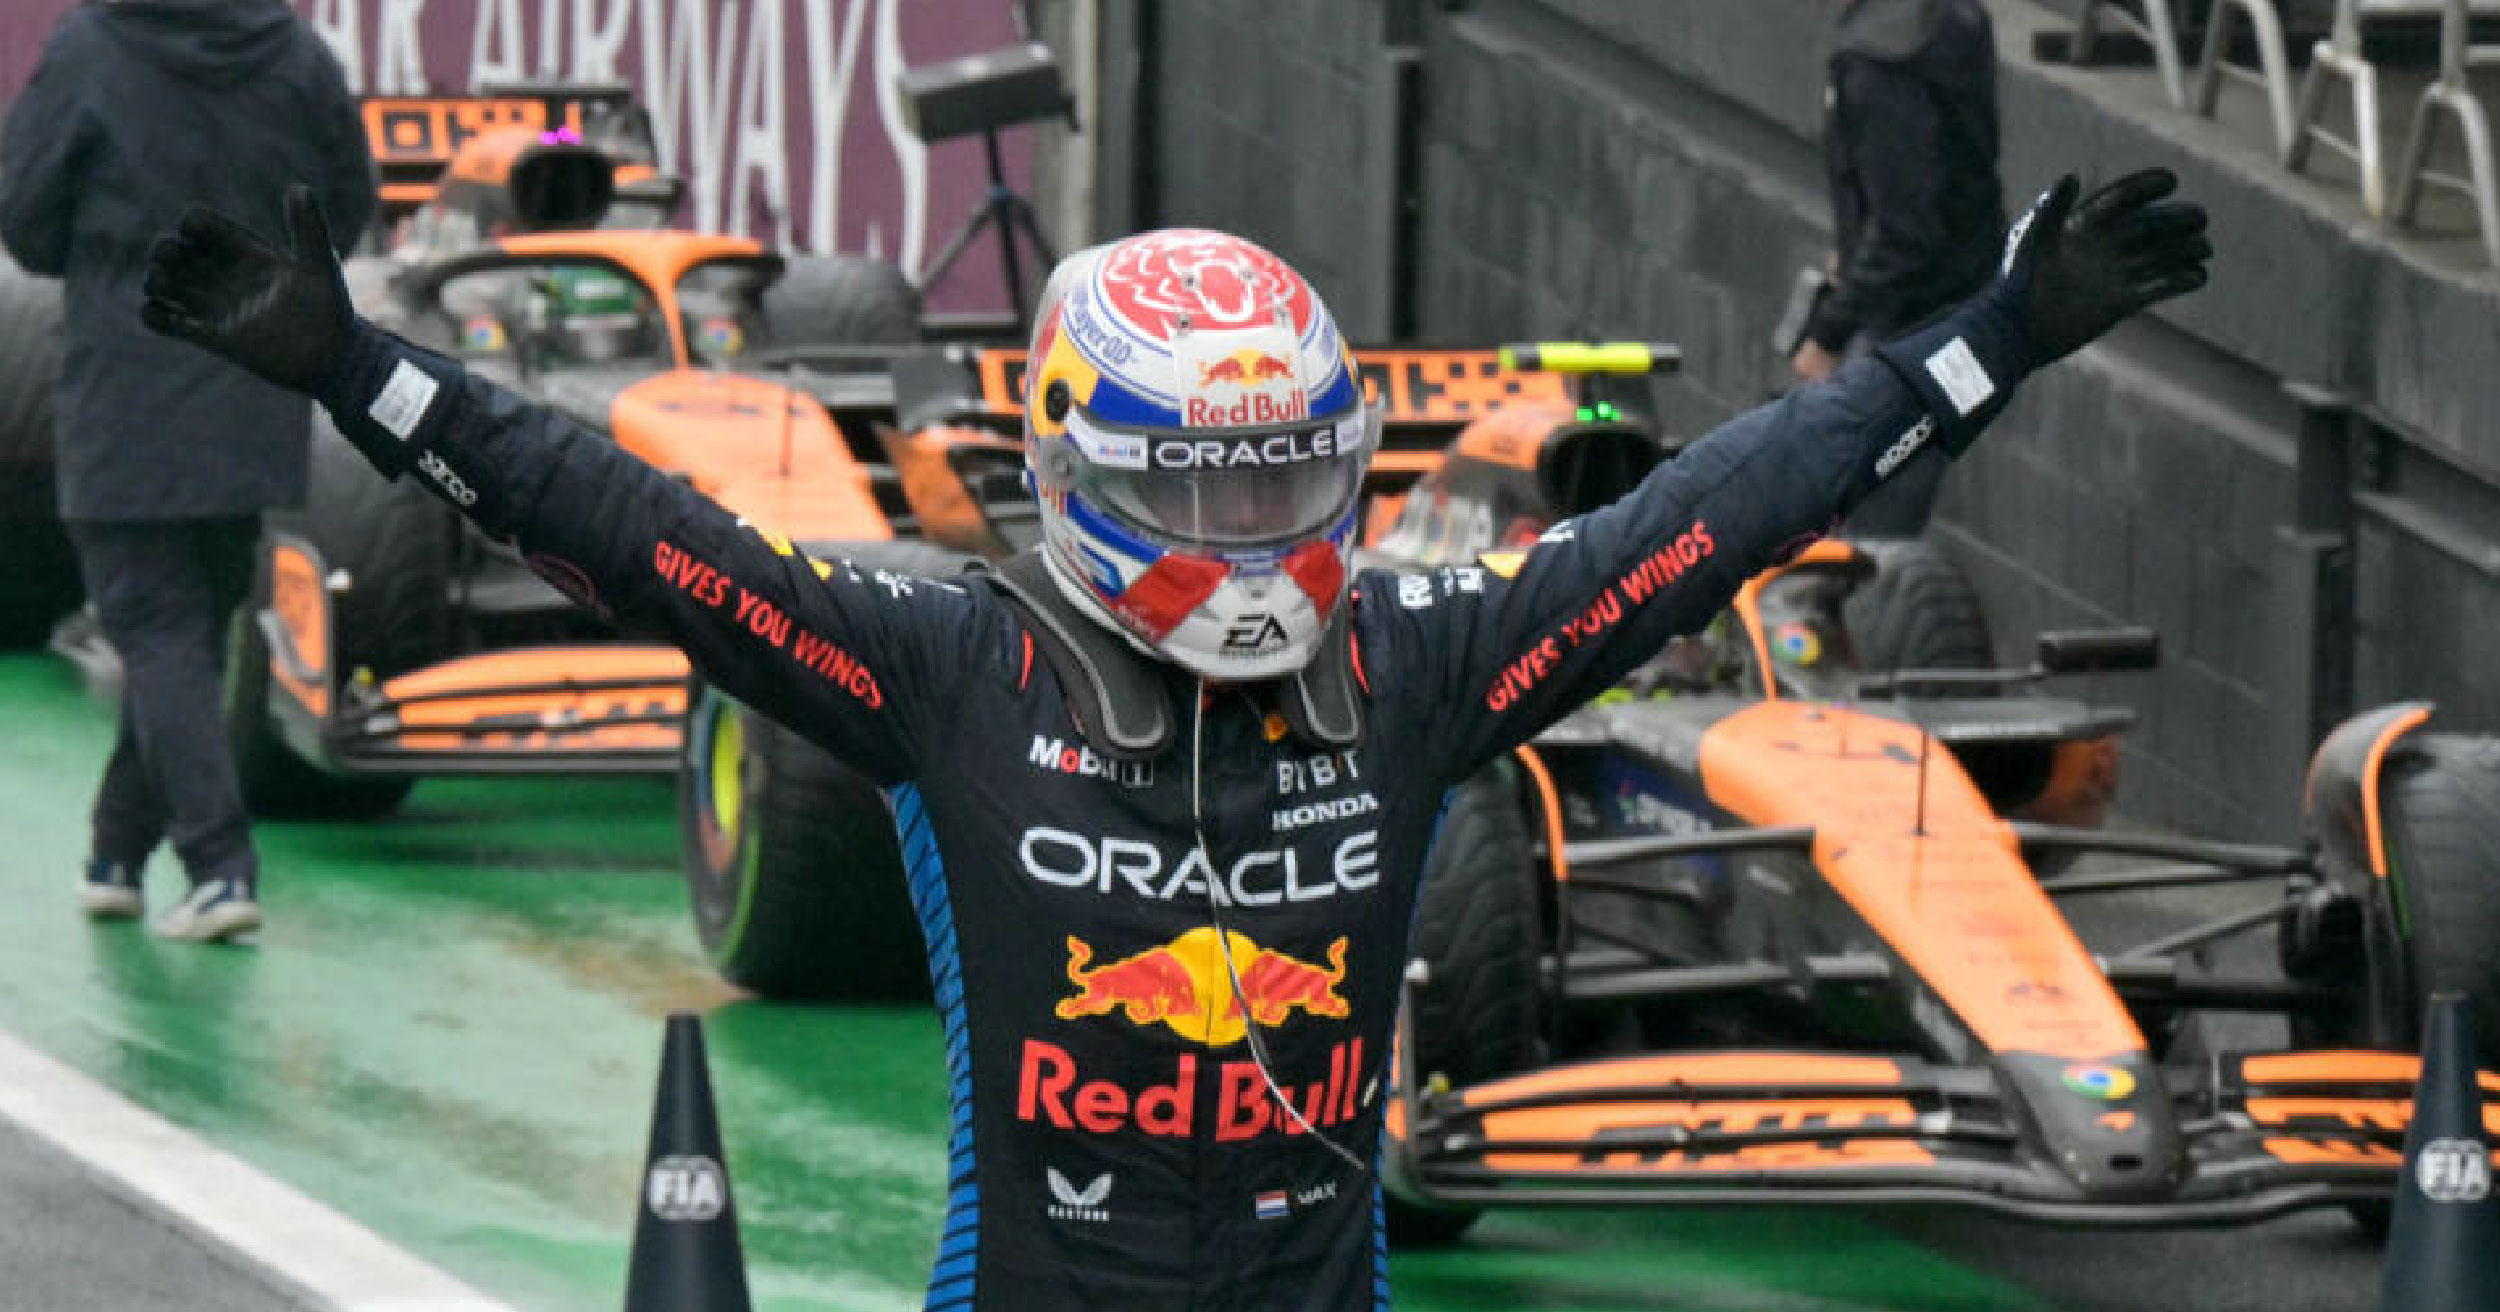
[1056,928,1349,1047]
[1016,1035,1368,1142]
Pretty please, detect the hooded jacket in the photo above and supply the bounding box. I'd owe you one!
[1804,0,2003,353]
[0,0,374,519]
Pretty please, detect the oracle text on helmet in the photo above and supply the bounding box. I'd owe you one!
[1151,426,1337,472]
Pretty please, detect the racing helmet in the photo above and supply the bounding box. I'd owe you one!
[1023,230,1375,681]
[536,264,656,364]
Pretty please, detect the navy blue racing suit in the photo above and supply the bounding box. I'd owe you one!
[310,309,2019,1310]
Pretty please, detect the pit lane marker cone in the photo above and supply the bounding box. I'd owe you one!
[624,1012,753,1312]
[2380,992,2500,1312]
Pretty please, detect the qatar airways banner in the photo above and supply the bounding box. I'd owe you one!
[0,0,1039,308]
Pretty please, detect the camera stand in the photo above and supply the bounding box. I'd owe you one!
[918,124,1058,330]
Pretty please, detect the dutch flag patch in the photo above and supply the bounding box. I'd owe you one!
[1253,1190,1289,1221]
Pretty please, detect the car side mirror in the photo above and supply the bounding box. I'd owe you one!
[2036,627,2160,674]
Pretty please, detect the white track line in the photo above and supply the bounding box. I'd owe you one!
[0,1027,517,1312]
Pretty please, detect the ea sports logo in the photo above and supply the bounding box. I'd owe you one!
[646,1154,727,1221]
[1224,614,1290,653]
[2415,1138,2492,1203]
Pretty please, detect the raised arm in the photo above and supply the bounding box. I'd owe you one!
[141,189,994,783]
[1366,171,2210,778]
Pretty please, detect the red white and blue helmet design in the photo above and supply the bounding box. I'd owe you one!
[1024,230,1374,680]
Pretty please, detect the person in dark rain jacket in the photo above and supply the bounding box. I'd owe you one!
[1794,0,2004,534]
[0,0,375,940]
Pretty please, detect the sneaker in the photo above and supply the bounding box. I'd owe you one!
[78,859,144,919]
[153,878,261,943]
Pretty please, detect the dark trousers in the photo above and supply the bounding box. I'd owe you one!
[66,517,262,888]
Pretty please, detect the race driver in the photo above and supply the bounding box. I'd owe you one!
[140,170,2207,1310]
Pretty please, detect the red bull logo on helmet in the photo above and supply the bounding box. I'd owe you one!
[1056,927,1349,1047]
[1197,350,1297,388]
[1183,367,1309,429]
[1176,330,1310,429]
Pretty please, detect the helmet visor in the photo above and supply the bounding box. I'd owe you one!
[1061,403,1375,549]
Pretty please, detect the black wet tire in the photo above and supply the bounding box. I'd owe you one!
[2310,731,2500,1237]
[2378,734,2500,1059]
[276,417,458,683]
[677,539,975,1000]
[761,254,922,346]
[229,420,451,817]
[1387,762,1547,1248]
[680,681,925,1001]
[0,253,78,648]
[1843,538,1993,675]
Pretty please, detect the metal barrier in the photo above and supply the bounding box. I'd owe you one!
[2390,0,2500,264]
[2292,0,2500,263]
[2194,0,2303,155]
[2072,0,2192,105]
[2058,0,2500,265]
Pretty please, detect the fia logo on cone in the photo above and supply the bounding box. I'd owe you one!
[2379,993,2500,1312]
[624,1013,751,1312]
[648,1154,729,1222]
[2415,1139,2493,1205]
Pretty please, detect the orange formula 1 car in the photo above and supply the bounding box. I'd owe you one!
[226,86,929,821]
[229,232,934,812]
[669,336,2500,1243]
[1361,402,2500,1241]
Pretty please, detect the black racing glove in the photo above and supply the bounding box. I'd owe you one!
[1988,168,2211,368]
[1872,167,2210,457]
[141,184,352,393]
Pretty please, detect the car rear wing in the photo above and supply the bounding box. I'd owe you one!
[743,342,1635,554]
[361,84,665,227]
[768,343,1595,483]
[955,346,1581,480]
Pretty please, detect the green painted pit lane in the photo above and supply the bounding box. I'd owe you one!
[0,653,2051,1311]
